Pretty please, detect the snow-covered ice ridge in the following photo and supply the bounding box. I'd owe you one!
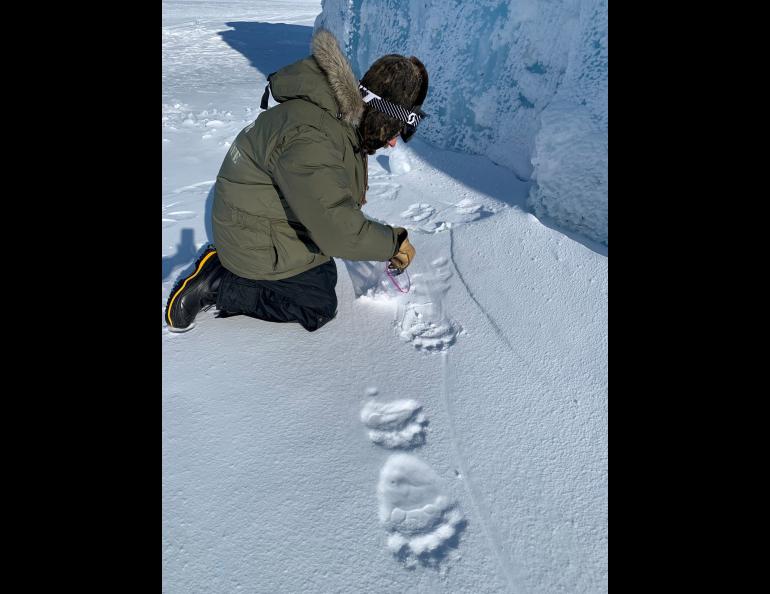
[316,0,608,244]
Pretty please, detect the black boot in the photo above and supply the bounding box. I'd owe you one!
[165,246,224,331]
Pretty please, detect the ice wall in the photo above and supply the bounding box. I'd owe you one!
[315,0,608,245]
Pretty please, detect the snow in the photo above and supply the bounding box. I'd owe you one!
[163,1,607,592]
[316,0,608,245]
[361,399,427,448]
[377,453,464,565]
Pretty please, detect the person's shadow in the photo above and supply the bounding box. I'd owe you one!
[162,228,198,281]
[162,185,217,283]
[162,23,314,287]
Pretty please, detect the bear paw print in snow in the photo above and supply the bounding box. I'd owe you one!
[361,399,427,449]
[378,453,465,566]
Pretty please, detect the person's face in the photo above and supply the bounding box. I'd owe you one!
[374,136,399,153]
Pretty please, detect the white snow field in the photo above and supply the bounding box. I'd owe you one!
[163,1,607,592]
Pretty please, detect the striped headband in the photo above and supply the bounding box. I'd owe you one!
[359,84,425,127]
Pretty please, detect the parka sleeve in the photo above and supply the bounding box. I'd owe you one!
[270,126,399,261]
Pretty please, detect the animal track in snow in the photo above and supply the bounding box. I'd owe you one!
[345,250,461,351]
[397,303,460,351]
[398,199,494,234]
[367,181,400,201]
[401,203,436,223]
[451,198,484,220]
[395,260,461,352]
[162,105,237,134]
[361,399,427,449]
[378,453,464,566]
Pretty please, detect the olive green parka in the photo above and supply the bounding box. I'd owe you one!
[212,28,400,280]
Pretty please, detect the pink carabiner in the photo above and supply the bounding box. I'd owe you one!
[385,264,411,293]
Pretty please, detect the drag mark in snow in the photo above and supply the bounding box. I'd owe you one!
[361,399,427,449]
[448,227,514,351]
[440,351,521,592]
[448,228,558,391]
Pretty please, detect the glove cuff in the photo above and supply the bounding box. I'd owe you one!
[393,228,408,256]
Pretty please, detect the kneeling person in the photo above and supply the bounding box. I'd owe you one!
[165,29,426,332]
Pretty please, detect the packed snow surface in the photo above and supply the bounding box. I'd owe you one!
[163,2,607,592]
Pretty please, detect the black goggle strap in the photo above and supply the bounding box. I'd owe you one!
[359,84,425,128]
[260,72,277,110]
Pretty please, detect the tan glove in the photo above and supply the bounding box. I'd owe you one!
[389,227,415,272]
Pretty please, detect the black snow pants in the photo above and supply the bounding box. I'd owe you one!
[215,260,338,332]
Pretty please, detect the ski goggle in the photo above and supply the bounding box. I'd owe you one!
[359,84,427,143]
[400,109,426,142]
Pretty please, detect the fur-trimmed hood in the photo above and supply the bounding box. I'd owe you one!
[213,29,402,283]
[267,28,365,126]
[311,29,365,125]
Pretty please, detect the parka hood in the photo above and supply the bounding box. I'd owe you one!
[268,28,365,126]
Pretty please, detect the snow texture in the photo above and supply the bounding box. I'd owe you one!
[378,453,465,565]
[361,399,428,448]
[316,0,608,244]
[163,2,607,592]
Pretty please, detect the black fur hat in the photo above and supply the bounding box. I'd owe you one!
[359,54,428,154]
